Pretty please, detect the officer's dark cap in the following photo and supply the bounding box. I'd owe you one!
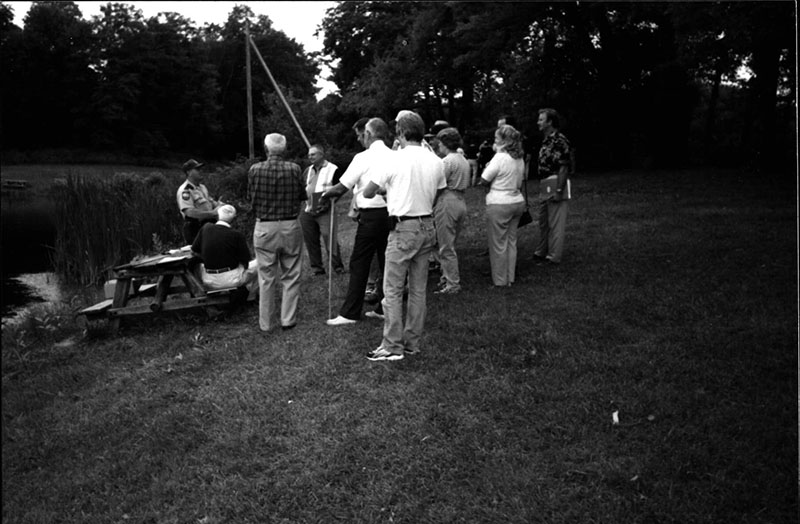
[182,159,205,173]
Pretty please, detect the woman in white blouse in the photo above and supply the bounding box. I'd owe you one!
[478,125,526,287]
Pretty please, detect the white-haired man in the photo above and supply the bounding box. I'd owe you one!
[247,133,306,332]
[299,143,344,275]
[191,204,257,300]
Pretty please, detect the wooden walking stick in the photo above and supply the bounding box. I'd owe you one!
[328,202,335,320]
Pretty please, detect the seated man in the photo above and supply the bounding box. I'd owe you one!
[191,204,257,301]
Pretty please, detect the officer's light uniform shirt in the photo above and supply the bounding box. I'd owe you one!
[177,180,215,218]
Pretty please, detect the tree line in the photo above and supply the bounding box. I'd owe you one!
[1,1,796,173]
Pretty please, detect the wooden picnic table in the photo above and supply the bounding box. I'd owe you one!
[80,249,241,332]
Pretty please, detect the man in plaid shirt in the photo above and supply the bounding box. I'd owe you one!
[248,133,307,332]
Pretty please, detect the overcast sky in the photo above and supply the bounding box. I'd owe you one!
[7,1,339,96]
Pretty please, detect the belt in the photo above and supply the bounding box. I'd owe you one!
[444,188,465,193]
[358,207,388,213]
[205,266,234,274]
[256,216,297,222]
[395,214,432,222]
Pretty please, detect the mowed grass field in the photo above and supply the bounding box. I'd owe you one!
[2,168,797,523]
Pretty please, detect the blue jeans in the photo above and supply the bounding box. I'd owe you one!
[380,217,436,355]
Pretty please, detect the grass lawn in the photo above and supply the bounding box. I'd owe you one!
[2,168,797,523]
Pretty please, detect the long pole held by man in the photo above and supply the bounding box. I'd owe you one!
[249,36,349,320]
[328,204,335,319]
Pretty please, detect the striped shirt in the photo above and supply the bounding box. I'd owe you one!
[247,155,306,220]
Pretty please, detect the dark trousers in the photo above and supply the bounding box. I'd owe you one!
[339,208,390,319]
[299,209,344,272]
[183,219,202,245]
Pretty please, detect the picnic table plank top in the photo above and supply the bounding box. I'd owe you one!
[113,249,196,271]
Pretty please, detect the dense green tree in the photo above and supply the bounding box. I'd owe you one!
[0,1,794,171]
[2,1,96,149]
[670,2,796,168]
[207,5,319,158]
[88,4,222,156]
[321,1,795,171]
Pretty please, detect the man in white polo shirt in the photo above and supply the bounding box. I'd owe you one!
[362,111,446,361]
[319,117,393,325]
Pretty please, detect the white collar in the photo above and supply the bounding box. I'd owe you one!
[215,221,231,228]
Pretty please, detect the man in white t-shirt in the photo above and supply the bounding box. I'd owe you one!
[362,111,446,361]
[319,118,393,325]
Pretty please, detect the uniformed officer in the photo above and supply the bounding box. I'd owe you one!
[176,159,222,244]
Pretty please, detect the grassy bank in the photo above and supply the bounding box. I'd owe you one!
[2,169,797,523]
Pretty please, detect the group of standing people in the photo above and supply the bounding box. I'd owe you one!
[175,107,573,362]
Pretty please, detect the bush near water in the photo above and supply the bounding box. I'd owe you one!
[40,160,264,286]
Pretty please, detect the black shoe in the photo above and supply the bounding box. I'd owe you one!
[281,323,297,331]
[313,269,325,275]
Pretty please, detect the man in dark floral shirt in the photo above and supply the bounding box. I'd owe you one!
[535,108,572,265]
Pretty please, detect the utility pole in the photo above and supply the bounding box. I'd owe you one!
[248,36,311,150]
[245,19,254,159]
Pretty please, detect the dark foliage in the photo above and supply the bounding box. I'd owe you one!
[0,1,796,172]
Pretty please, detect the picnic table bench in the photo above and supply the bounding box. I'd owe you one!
[78,249,242,332]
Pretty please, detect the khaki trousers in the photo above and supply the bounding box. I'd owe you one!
[201,260,259,300]
[434,191,467,288]
[535,198,569,263]
[253,220,303,331]
[486,201,526,286]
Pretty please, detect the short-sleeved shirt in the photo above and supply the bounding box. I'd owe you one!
[481,151,525,205]
[338,140,391,210]
[537,131,571,179]
[247,155,306,220]
[191,222,251,271]
[177,180,215,218]
[442,152,471,192]
[372,144,446,217]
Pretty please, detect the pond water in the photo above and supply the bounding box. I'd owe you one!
[2,272,62,323]
[1,272,103,326]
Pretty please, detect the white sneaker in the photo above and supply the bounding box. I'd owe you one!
[326,315,357,326]
[364,310,385,320]
[366,346,403,361]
